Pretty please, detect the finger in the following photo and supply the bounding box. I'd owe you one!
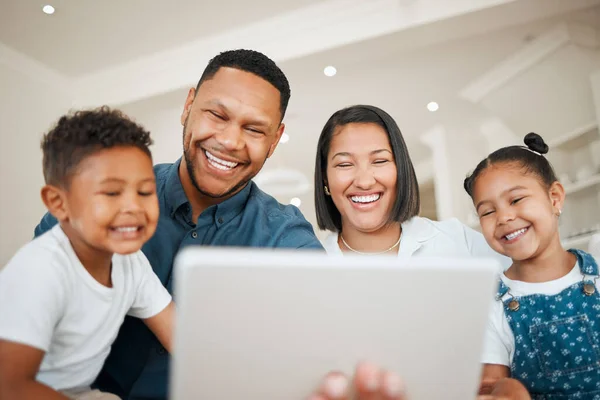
[381,371,406,400]
[478,378,496,395]
[354,361,383,400]
[479,397,512,400]
[318,371,350,400]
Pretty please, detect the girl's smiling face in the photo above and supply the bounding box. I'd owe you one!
[472,163,564,262]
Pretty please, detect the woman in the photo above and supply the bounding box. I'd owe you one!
[314,104,507,263]
[310,105,528,399]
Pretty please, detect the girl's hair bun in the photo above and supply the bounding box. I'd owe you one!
[524,132,548,155]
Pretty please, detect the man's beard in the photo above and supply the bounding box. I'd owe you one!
[182,122,267,200]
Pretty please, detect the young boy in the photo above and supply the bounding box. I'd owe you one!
[0,107,174,400]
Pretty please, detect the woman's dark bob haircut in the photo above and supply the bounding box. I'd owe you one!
[314,105,420,232]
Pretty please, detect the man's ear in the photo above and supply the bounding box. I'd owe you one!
[548,181,565,216]
[267,123,285,159]
[181,88,196,126]
[41,185,69,222]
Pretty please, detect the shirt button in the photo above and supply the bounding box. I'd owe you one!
[157,347,166,355]
[218,217,224,224]
[191,231,198,239]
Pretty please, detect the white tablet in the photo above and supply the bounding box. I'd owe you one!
[170,248,499,400]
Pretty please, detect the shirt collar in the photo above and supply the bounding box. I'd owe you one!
[398,216,440,255]
[401,217,439,242]
[323,217,440,257]
[165,158,190,218]
[165,158,254,225]
[212,181,253,227]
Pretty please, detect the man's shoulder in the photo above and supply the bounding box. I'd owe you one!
[153,162,175,183]
[248,183,306,223]
[245,183,322,249]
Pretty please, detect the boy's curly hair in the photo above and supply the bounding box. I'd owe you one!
[41,106,153,188]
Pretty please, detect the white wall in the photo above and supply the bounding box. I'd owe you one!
[420,123,490,224]
[0,64,72,265]
[119,89,187,166]
[592,69,600,125]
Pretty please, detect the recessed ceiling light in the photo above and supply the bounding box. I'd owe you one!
[290,197,302,207]
[42,5,55,14]
[280,133,290,144]
[324,66,337,77]
[427,102,439,112]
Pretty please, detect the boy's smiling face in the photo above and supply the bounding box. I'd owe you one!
[55,146,159,256]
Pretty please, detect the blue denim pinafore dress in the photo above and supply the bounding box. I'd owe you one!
[497,250,600,399]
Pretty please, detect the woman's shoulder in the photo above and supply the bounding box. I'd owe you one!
[404,216,484,251]
[403,216,468,238]
[406,217,509,267]
[400,217,470,253]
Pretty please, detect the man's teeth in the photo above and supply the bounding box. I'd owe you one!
[505,228,527,241]
[351,194,380,203]
[205,151,238,170]
[115,227,138,233]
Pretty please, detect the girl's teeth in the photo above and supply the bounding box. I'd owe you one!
[505,228,527,240]
[205,151,238,169]
[351,194,380,203]
[116,227,138,232]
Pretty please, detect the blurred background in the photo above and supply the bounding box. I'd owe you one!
[1,0,599,264]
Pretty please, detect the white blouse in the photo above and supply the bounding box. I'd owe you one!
[322,216,510,269]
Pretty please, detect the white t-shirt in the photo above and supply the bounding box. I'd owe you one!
[322,216,510,269]
[0,224,172,391]
[480,261,598,366]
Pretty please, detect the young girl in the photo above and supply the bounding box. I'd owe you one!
[464,132,600,399]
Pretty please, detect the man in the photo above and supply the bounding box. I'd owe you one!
[34,49,323,399]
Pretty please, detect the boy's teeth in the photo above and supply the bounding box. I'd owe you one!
[205,151,238,170]
[505,228,527,240]
[351,194,380,203]
[115,227,138,232]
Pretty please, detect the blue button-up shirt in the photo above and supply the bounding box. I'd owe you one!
[34,159,323,399]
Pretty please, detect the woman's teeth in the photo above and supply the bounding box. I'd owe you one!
[205,150,238,170]
[351,194,380,203]
[505,228,527,241]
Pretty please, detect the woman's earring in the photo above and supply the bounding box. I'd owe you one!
[324,185,331,196]
[556,209,562,217]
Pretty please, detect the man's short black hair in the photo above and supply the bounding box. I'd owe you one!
[41,106,153,188]
[196,49,291,121]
